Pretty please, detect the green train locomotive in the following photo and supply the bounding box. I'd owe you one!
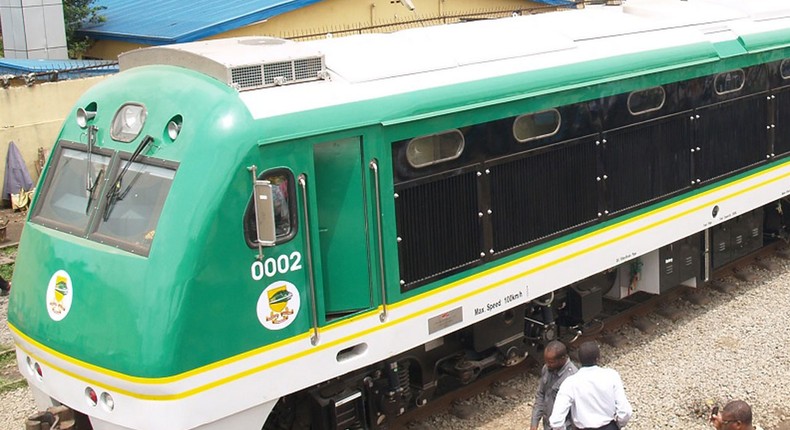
[9,0,790,428]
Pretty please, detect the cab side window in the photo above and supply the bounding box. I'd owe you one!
[244,168,297,247]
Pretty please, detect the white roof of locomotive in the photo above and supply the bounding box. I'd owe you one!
[119,0,790,121]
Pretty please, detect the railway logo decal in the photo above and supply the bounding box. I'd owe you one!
[46,270,73,321]
[257,281,300,330]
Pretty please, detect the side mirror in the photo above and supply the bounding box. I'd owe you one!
[253,180,277,246]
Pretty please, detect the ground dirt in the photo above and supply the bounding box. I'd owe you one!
[0,206,27,245]
[0,206,26,390]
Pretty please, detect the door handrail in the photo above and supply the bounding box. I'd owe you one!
[298,174,321,345]
[369,159,389,322]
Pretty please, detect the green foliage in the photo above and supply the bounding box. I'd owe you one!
[63,0,106,58]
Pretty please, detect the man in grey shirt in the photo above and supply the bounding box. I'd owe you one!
[531,340,578,430]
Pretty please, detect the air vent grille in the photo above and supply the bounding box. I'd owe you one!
[231,66,264,89]
[263,62,293,85]
[231,56,326,91]
[295,57,324,80]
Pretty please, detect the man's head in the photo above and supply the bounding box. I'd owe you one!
[713,400,753,430]
[577,340,600,367]
[543,341,568,371]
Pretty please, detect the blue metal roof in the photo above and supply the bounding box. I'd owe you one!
[80,0,324,45]
[533,0,575,5]
[0,59,118,80]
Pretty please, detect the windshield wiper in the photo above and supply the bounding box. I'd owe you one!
[84,125,105,215]
[103,135,153,221]
[85,168,104,215]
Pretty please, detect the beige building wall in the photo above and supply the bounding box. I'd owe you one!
[0,76,108,194]
[87,0,546,59]
[221,0,543,39]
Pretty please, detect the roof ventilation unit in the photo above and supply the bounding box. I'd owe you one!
[119,36,329,91]
[230,56,327,90]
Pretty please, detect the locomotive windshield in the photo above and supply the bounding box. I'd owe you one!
[33,147,111,235]
[31,141,176,256]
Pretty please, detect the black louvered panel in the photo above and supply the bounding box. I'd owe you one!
[776,89,790,156]
[395,171,481,290]
[605,114,691,213]
[489,137,598,253]
[697,95,769,180]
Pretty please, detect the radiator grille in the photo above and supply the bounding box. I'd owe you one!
[395,171,481,290]
[776,89,790,155]
[697,95,769,180]
[489,136,599,252]
[605,114,691,213]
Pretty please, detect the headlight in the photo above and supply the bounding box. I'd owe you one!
[167,115,183,141]
[111,103,147,142]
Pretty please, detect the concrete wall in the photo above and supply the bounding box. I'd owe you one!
[0,76,107,193]
[0,0,68,59]
[223,0,540,39]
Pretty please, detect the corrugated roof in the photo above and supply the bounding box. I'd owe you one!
[80,0,324,45]
[0,59,118,80]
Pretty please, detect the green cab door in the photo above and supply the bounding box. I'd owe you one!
[312,137,372,317]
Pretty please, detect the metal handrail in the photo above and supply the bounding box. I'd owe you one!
[369,159,389,322]
[298,175,321,345]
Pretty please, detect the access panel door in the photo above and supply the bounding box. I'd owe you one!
[313,137,372,317]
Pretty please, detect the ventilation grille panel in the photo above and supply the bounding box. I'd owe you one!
[395,171,482,290]
[231,56,326,91]
[231,66,263,89]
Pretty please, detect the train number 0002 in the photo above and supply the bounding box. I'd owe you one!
[251,252,303,280]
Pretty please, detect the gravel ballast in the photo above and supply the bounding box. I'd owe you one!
[412,259,790,430]
[3,260,790,429]
[1,294,37,430]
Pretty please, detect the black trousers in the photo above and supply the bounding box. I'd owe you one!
[579,421,618,430]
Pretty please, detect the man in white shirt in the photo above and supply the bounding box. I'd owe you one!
[548,341,632,430]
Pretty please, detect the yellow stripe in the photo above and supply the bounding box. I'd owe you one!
[11,160,790,401]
